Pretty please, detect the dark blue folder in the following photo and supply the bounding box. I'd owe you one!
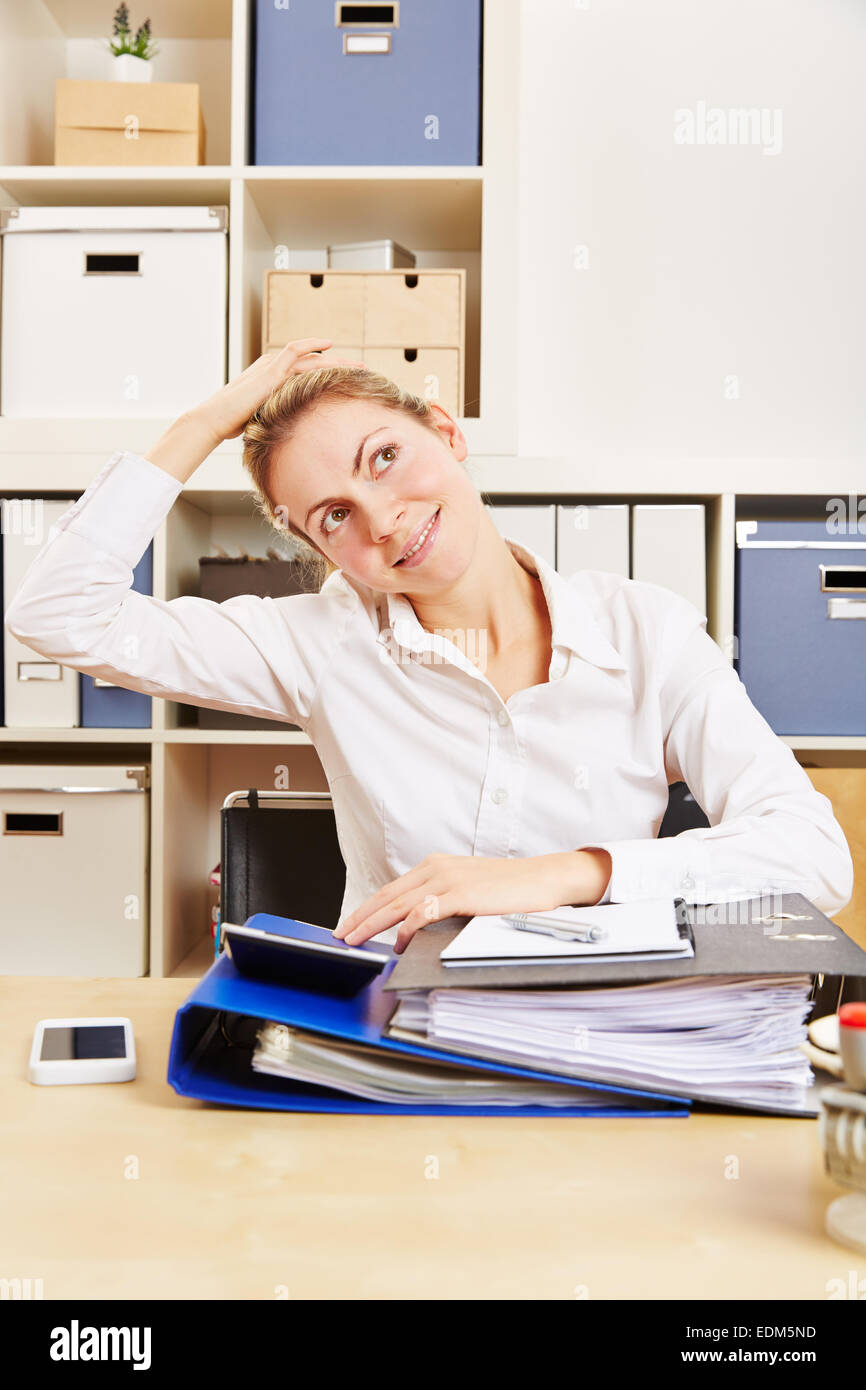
[79,542,153,727]
[167,916,691,1117]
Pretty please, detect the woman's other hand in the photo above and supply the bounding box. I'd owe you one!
[189,338,368,448]
[332,850,613,954]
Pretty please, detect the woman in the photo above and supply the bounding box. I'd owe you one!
[4,338,854,952]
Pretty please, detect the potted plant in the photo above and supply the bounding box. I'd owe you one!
[108,4,159,82]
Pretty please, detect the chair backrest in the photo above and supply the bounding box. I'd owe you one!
[220,789,347,934]
[659,781,710,837]
[219,781,704,931]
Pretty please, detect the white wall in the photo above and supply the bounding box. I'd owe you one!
[517,0,866,466]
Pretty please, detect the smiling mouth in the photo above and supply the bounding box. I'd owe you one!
[393,507,441,565]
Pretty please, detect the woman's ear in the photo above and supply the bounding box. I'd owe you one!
[427,404,468,462]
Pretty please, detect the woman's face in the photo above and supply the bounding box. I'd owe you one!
[269,398,481,593]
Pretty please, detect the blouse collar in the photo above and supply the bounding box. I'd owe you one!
[366,534,629,673]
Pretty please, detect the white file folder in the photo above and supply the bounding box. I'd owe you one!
[556,504,629,578]
[485,504,556,567]
[631,504,707,615]
[2,499,79,728]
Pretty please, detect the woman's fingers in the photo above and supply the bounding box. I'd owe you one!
[215,340,368,440]
[279,336,335,357]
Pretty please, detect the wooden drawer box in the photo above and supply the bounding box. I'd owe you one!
[263,269,465,350]
[362,347,462,416]
[363,270,464,345]
[263,269,465,415]
[265,272,366,348]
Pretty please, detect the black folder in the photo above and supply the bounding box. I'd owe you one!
[383,892,866,993]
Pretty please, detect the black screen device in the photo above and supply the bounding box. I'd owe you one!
[223,917,393,997]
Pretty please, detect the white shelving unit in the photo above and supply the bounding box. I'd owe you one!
[1,0,863,975]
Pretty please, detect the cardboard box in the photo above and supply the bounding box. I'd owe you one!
[55,79,205,166]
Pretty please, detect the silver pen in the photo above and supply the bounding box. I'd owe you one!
[504,913,608,944]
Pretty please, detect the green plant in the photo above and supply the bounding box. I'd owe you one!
[108,4,160,61]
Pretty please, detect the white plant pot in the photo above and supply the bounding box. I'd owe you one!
[113,54,153,83]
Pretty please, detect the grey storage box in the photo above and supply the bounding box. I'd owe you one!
[328,240,416,269]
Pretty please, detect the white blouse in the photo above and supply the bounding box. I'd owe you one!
[3,449,854,944]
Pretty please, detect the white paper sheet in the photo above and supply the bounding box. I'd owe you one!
[440,897,693,966]
[391,974,815,1105]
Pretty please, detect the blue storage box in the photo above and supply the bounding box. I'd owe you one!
[79,542,153,728]
[251,0,482,165]
[735,519,866,735]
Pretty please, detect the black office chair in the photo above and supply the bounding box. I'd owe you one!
[658,781,710,838]
[219,790,346,945]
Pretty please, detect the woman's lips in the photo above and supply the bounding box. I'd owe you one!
[393,507,441,567]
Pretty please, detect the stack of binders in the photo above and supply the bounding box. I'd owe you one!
[167,894,866,1119]
[167,942,688,1118]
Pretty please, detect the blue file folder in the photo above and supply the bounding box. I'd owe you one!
[167,920,691,1117]
[79,542,153,727]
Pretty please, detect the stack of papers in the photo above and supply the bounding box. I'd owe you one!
[389,974,816,1109]
[249,1020,651,1109]
[441,897,694,967]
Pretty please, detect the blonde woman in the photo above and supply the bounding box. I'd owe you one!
[4,338,854,952]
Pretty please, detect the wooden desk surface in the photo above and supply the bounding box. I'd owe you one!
[0,974,858,1301]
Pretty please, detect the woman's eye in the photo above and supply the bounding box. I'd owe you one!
[322,506,348,535]
[321,443,400,535]
[374,444,399,473]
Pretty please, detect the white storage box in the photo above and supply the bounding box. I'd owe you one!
[0,205,227,418]
[0,763,150,976]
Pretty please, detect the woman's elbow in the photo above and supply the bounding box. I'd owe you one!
[810,823,855,919]
[4,599,52,652]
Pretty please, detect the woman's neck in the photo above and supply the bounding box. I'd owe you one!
[405,515,550,661]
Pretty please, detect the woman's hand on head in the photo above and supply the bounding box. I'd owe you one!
[332,850,613,954]
[187,338,368,448]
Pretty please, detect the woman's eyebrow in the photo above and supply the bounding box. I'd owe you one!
[304,426,392,530]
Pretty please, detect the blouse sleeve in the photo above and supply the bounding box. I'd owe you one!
[3,450,354,729]
[577,589,855,917]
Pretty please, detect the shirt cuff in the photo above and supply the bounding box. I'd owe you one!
[576,836,811,905]
[577,838,710,904]
[51,450,183,569]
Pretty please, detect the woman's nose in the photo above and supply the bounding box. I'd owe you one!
[366,499,405,545]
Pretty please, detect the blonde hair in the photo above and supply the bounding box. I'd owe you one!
[242,365,445,590]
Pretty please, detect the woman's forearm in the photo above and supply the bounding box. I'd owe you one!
[143,409,222,484]
[142,337,362,485]
[553,849,613,908]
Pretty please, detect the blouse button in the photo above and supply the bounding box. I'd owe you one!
[491,787,509,805]
[497,709,509,726]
